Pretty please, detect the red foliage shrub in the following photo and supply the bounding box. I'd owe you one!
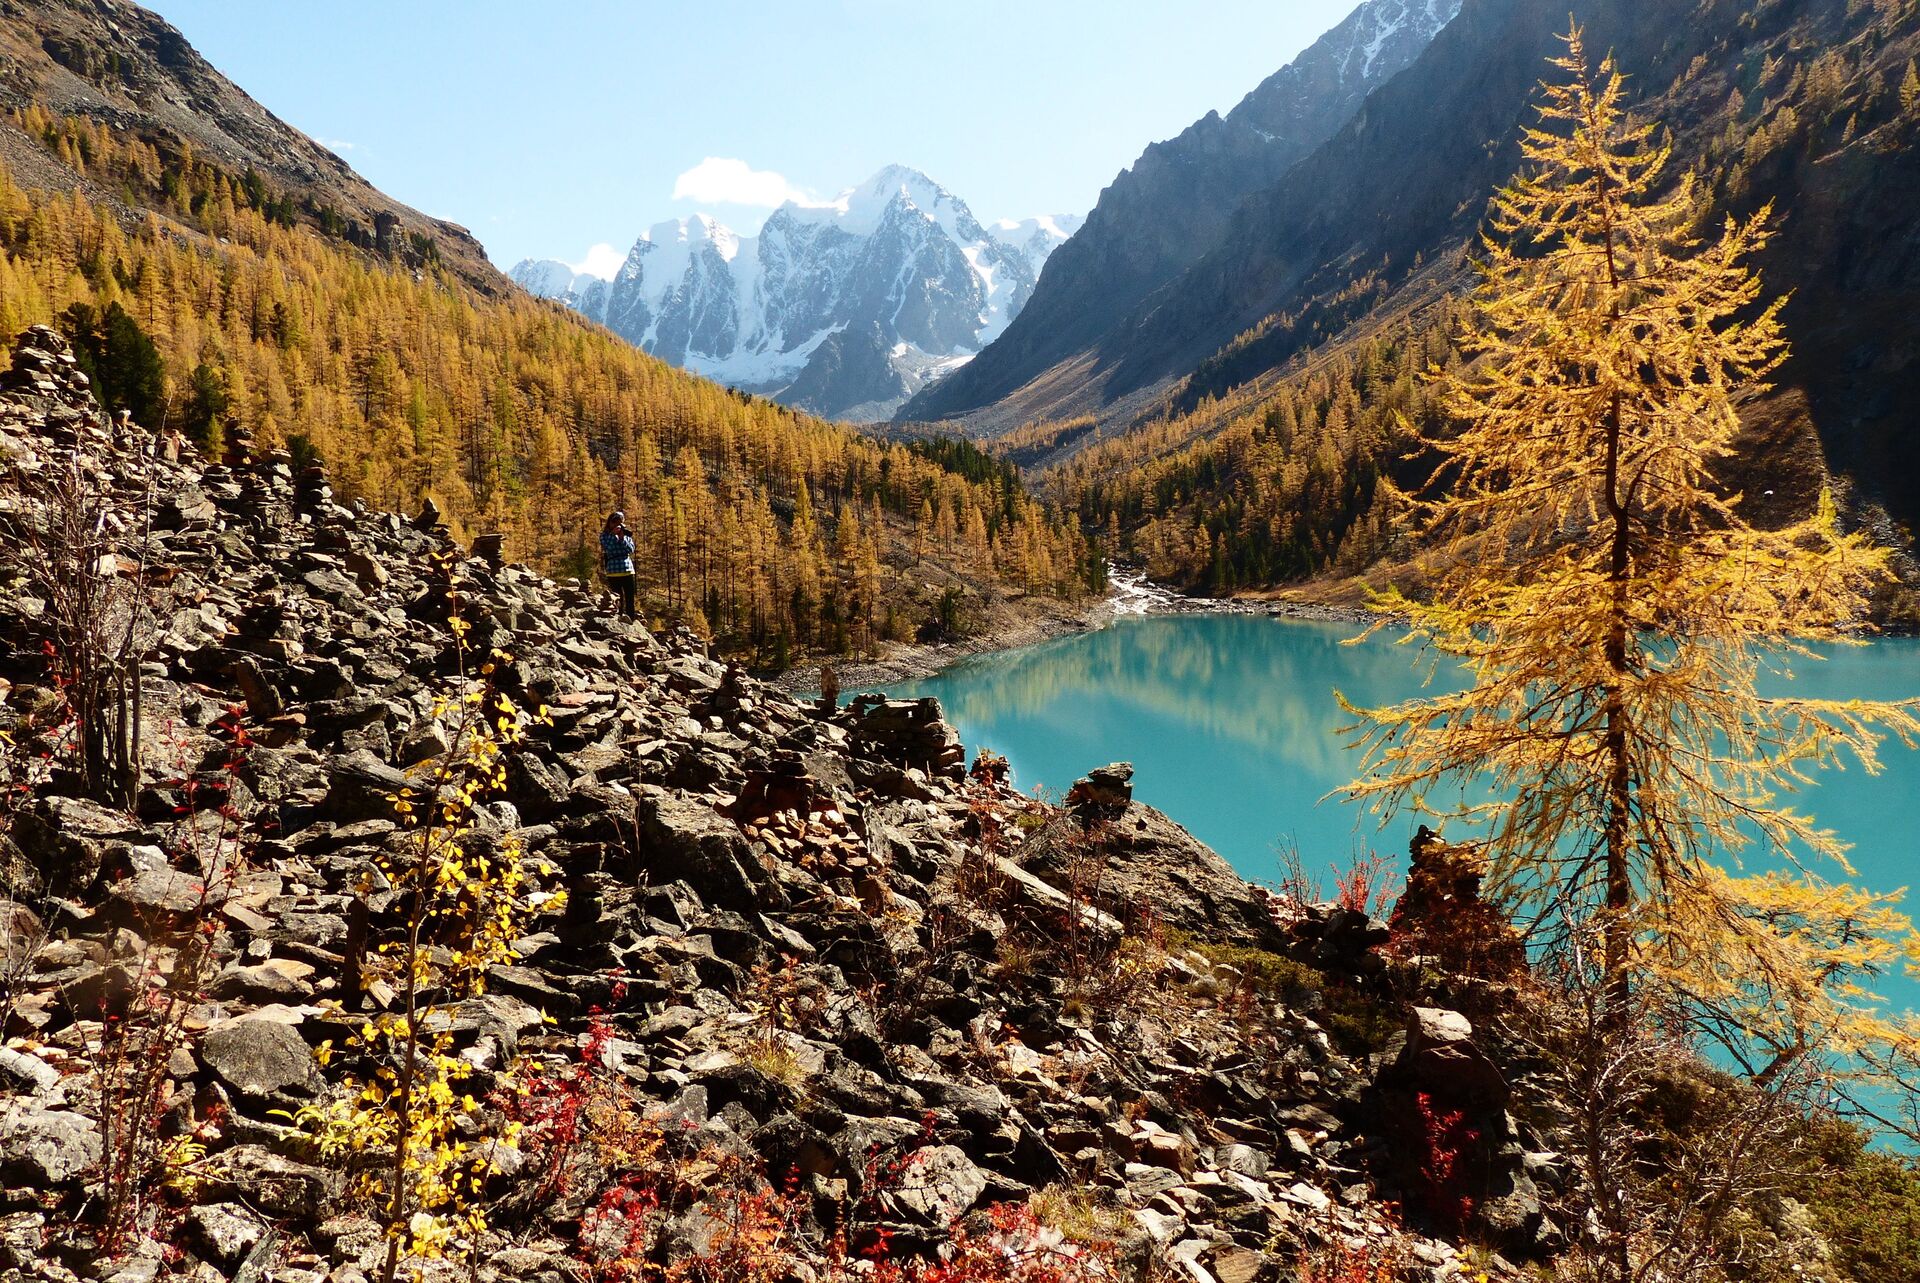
[917,1203,1116,1282]
[1415,1091,1480,1232]
[1333,849,1401,920]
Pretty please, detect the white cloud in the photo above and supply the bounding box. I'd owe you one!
[570,243,626,281]
[671,157,814,209]
[317,137,358,153]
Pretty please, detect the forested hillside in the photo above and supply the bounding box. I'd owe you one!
[0,99,1096,663]
[1043,313,1460,590]
[979,0,1920,602]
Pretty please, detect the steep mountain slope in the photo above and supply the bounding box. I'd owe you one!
[0,0,501,291]
[0,1,1095,663]
[511,168,1081,422]
[900,0,1462,429]
[983,0,1920,594]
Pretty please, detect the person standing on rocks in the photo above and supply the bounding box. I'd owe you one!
[600,509,637,618]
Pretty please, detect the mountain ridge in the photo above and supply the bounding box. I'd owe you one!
[0,0,505,292]
[510,167,1082,422]
[1010,0,1920,603]
[899,0,1463,429]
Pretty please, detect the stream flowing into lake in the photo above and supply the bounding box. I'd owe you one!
[883,612,1920,1016]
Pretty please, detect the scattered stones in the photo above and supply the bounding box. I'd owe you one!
[0,327,1555,1280]
[845,695,967,780]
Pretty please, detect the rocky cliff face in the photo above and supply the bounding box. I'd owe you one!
[899,0,1462,429]
[0,328,1564,1280]
[511,169,1080,422]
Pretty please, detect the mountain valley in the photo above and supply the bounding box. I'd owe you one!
[4,2,1920,1281]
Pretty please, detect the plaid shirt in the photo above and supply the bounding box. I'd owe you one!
[599,529,635,575]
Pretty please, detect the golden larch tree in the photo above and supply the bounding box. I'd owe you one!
[1344,27,1920,1100]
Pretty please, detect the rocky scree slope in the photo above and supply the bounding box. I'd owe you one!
[898,0,1462,432]
[512,169,1080,423]
[0,0,502,292]
[0,327,1559,1282]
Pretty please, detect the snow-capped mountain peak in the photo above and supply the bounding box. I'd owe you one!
[510,166,1081,422]
[643,213,741,256]
[833,165,967,234]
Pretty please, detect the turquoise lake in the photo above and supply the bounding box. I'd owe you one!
[883,612,1920,1014]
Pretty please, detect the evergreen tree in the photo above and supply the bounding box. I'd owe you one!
[182,362,229,450]
[0,106,1091,663]
[58,300,165,426]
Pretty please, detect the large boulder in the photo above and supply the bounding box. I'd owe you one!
[1398,1006,1507,1107]
[199,1015,322,1098]
[633,786,768,911]
[881,1144,988,1226]
[323,751,413,822]
[1022,801,1281,948]
[184,1202,268,1266]
[1067,762,1134,809]
[0,1104,100,1184]
[108,867,229,921]
[11,795,140,895]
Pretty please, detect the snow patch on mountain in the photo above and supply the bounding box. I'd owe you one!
[510,166,1079,422]
[1335,0,1463,82]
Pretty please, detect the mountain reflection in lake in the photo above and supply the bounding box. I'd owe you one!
[884,614,1459,883]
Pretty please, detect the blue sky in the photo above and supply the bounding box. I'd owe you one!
[151,0,1359,273]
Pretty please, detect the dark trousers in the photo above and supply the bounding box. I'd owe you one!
[606,573,636,617]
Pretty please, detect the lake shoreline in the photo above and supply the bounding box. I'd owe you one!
[771,592,1113,697]
[772,567,1381,696]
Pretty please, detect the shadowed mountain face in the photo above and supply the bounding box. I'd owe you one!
[0,0,503,291]
[511,168,1080,422]
[899,0,1463,429]
[907,0,1920,540]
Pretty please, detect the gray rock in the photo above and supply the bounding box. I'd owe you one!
[0,1046,61,1096]
[213,957,318,1002]
[397,718,451,768]
[110,867,227,917]
[324,751,414,821]
[1216,1143,1270,1178]
[200,1015,321,1097]
[1068,762,1134,808]
[212,1145,342,1219]
[883,1144,987,1225]
[13,795,137,894]
[0,899,43,972]
[1024,801,1281,947]
[1411,1006,1472,1045]
[186,1202,267,1265]
[1479,1152,1544,1237]
[0,1104,100,1183]
[634,787,766,911]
